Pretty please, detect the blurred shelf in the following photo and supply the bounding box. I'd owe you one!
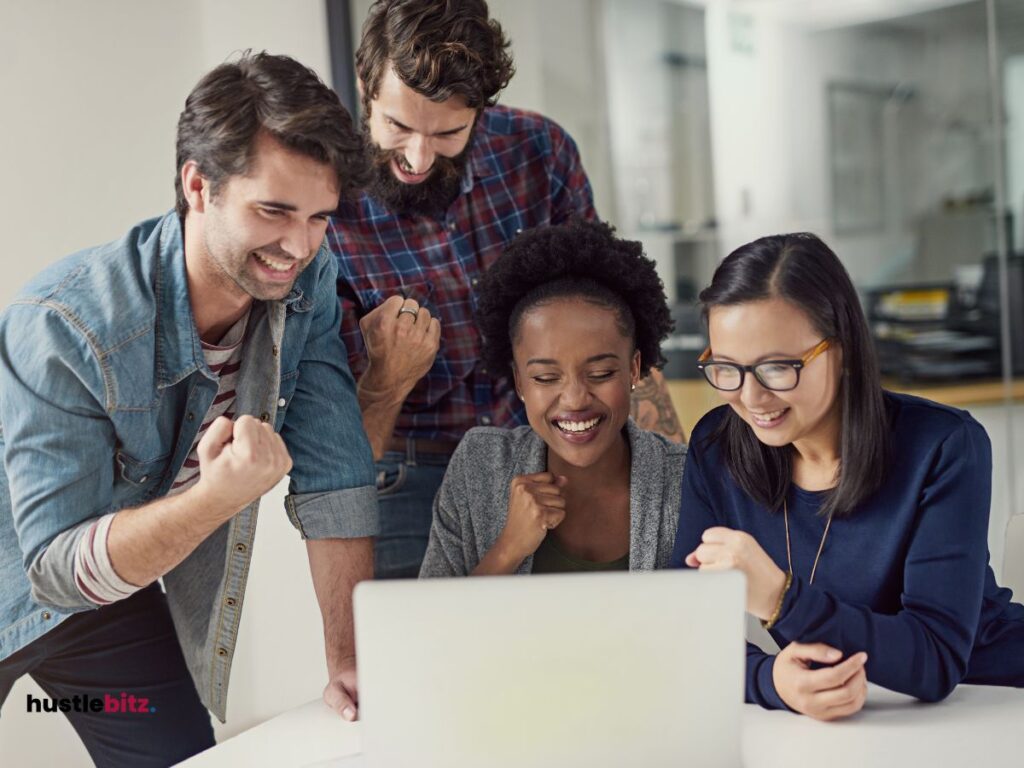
[666,378,1024,442]
[884,378,1024,408]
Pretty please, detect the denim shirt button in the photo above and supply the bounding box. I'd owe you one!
[41,611,51,620]
[217,647,228,657]
[186,412,195,422]
[260,412,270,423]
[234,542,247,553]
[225,597,237,607]
[277,398,286,407]
[272,345,279,357]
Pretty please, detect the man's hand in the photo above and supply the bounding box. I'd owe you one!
[773,642,868,721]
[358,295,441,403]
[107,415,292,589]
[191,415,293,521]
[685,526,788,620]
[323,655,359,721]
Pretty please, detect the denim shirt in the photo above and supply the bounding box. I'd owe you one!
[0,212,378,722]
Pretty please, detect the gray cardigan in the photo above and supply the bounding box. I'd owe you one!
[419,419,686,577]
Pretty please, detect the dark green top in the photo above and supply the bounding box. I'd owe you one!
[531,536,629,573]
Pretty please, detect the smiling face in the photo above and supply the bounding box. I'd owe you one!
[366,67,476,179]
[512,298,640,470]
[361,67,477,215]
[193,131,340,302]
[706,297,843,455]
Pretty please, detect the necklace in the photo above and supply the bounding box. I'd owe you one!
[783,499,834,584]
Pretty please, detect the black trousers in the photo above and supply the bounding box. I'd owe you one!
[0,584,215,767]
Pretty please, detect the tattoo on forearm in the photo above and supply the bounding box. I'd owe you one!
[630,371,685,443]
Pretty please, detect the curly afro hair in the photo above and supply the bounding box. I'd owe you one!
[476,219,673,379]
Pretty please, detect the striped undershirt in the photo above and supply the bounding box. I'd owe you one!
[74,312,249,606]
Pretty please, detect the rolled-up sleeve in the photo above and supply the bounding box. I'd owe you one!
[280,247,379,539]
[285,486,378,540]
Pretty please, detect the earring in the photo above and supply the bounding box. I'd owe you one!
[631,383,636,391]
[517,393,525,401]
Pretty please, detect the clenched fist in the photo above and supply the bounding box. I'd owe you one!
[358,295,441,401]
[192,415,293,520]
[496,472,569,566]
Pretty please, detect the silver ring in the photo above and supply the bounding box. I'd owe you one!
[397,306,419,320]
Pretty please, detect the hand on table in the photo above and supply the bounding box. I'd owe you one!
[323,656,359,721]
[773,642,868,721]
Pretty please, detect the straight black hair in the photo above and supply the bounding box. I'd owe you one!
[700,233,890,517]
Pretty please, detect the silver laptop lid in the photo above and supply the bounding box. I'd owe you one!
[355,570,745,768]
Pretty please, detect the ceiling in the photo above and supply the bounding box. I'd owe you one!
[674,0,1024,48]
[676,0,976,30]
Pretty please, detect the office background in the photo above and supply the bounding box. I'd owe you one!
[0,0,1021,764]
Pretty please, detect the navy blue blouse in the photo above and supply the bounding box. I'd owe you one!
[671,392,1024,709]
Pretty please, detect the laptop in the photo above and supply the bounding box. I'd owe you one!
[350,570,745,768]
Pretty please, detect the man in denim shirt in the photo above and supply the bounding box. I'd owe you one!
[0,53,378,765]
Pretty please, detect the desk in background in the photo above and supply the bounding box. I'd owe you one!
[667,377,1024,441]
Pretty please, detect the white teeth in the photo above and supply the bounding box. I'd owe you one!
[254,252,293,272]
[396,157,427,176]
[556,417,601,433]
[752,408,787,422]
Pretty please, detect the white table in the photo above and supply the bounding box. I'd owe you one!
[180,685,1024,767]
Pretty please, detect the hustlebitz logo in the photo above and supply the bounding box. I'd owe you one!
[26,692,157,714]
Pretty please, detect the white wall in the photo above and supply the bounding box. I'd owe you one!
[0,0,201,307]
[0,0,334,308]
[1008,55,1024,251]
[703,2,994,287]
[0,1,336,764]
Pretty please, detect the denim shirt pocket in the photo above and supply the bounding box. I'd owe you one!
[114,450,171,503]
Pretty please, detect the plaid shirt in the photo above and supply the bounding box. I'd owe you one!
[328,105,596,442]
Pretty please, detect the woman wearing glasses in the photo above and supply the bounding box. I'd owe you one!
[419,219,683,577]
[671,232,1024,720]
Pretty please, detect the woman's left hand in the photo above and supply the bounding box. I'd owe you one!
[685,527,788,621]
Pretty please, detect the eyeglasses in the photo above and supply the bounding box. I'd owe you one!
[697,338,833,392]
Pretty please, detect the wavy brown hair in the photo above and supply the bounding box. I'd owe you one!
[355,0,514,111]
[174,51,369,219]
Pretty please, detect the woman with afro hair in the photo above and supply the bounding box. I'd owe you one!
[419,219,685,577]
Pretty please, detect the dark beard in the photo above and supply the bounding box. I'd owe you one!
[361,117,475,219]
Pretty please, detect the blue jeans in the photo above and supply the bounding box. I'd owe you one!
[0,584,214,767]
[373,443,451,579]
